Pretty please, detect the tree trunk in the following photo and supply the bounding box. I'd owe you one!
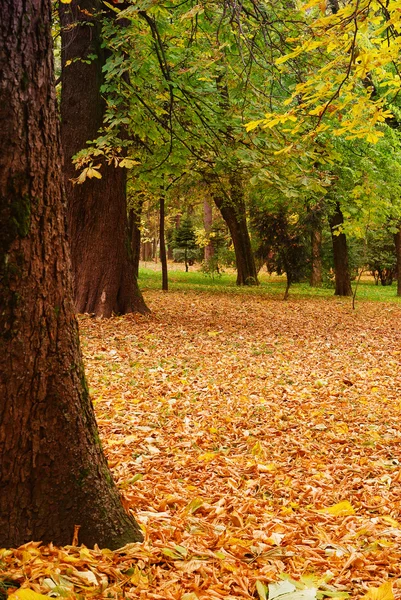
[159,195,168,291]
[212,175,258,286]
[310,227,323,287]
[0,0,142,549]
[329,203,352,296]
[395,229,401,296]
[203,199,214,261]
[60,0,148,317]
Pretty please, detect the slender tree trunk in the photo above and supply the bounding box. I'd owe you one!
[310,227,323,287]
[60,0,148,317]
[329,203,352,296]
[0,0,142,549]
[395,229,401,296]
[203,199,214,261]
[159,195,168,291]
[212,175,258,286]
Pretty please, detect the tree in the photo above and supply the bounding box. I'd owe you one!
[0,0,142,549]
[367,228,397,286]
[253,208,309,300]
[211,182,258,286]
[60,0,149,318]
[173,217,197,272]
[329,203,353,297]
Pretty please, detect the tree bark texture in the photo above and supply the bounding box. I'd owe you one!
[0,0,143,549]
[60,0,148,317]
[329,203,353,296]
[212,175,258,286]
[159,195,168,291]
[395,229,401,296]
[310,228,323,287]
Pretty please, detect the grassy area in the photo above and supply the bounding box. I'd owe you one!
[138,264,401,303]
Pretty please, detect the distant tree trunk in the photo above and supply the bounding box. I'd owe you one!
[310,228,323,287]
[141,241,153,261]
[129,197,144,279]
[395,228,401,296]
[0,0,143,549]
[203,199,214,261]
[60,0,148,317]
[329,203,352,296]
[160,195,168,291]
[212,175,258,286]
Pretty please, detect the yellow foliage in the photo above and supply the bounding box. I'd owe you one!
[361,581,394,600]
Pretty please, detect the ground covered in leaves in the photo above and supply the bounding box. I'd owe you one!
[2,290,401,599]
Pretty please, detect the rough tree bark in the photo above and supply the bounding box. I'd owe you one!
[329,203,353,296]
[0,0,143,549]
[211,174,258,286]
[60,0,149,317]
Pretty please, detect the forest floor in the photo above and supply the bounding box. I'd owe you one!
[3,290,401,600]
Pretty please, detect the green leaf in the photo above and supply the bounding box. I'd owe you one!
[256,580,268,600]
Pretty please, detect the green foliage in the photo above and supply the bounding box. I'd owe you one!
[252,208,310,286]
[172,247,202,265]
[366,228,397,286]
[172,217,198,271]
[63,0,401,290]
[173,218,196,252]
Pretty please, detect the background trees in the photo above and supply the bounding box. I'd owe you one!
[61,0,401,301]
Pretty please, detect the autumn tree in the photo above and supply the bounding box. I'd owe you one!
[59,0,149,317]
[0,0,143,548]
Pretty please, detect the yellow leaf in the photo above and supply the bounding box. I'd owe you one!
[245,120,263,132]
[86,167,102,179]
[251,440,264,457]
[198,452,216,462]
[119,158,140,168]
[317,500,355,516]
[258,463,277,472]
[382,516,399,527]
[8,590,50,600]
[361,581,394,600]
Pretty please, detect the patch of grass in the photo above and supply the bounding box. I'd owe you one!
[138,266,401,303]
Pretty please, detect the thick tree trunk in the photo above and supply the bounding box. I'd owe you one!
[0,0,142,549]
[203,199,214,261]
[159,195,168,291]
[60,0,148,317]
[310,227,323,287]
[395,229,401,296]
[329,203,352,296]
[212,175,258,286]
